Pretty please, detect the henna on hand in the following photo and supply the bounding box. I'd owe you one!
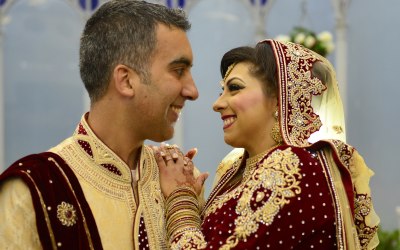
[152,144,208,197]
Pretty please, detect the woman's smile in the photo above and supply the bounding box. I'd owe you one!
[222,115,237,129]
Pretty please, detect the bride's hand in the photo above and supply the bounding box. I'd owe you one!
[152,145,208,198]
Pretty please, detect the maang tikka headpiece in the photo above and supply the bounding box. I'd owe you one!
[260,39,327,147]
[220,63,237,86]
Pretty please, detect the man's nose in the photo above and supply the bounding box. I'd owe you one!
[182,75,199,101]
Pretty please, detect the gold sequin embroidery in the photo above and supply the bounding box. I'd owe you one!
[219,148,302,249]
[57,202,77,227]
[272,41,326,147]
[354,194,378,249]
[331,140,354,168]
[171,229,207,250]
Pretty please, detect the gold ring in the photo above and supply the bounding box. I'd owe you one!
[165,145,175,150]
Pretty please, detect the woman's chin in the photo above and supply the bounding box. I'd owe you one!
[224,137,241,149]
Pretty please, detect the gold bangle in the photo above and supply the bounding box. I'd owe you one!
[166,199,199,214]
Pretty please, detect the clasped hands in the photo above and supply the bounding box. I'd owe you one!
[152,144,209,198]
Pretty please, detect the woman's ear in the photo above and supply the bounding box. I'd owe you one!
[273,97,278,108]
[269,96,278,110]
[113,64,138,97]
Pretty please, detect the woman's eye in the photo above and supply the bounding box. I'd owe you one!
[228,84,242,91]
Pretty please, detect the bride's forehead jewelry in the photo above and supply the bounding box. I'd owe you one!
[220,63,237,86]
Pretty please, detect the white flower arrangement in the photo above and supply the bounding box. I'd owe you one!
[275,27,335,57]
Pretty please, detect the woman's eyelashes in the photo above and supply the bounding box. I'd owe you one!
[227,82,244,92]
[219,82,245,96]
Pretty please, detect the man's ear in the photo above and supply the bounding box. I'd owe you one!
[113,64,138,97]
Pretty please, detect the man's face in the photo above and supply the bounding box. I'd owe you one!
[135,23,198,142]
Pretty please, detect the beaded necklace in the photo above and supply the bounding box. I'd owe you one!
[243,144,282,181]
[222,144,282,194]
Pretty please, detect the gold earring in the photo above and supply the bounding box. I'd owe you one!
[271,109,283,144]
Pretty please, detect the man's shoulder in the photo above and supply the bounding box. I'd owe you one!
[0,152,66,183]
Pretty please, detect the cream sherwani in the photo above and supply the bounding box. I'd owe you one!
[0,114,170,249]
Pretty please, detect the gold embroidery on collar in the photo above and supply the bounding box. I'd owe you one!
[50,116,137,221]
[74,117,131,180]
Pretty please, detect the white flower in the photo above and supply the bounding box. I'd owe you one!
[275,27,335,56]
[294,32,306,44]
[325,41,335,53]
[304,35,316,48]
[317,31,333,43]
[275,35,291,43]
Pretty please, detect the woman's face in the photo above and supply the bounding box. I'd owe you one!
[213,62,276,154]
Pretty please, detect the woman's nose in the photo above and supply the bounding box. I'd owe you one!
[212,94,226,112]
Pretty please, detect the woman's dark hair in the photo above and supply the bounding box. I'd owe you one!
[220,41,329,98]
[220,43,278,97]
[220,46,255,77]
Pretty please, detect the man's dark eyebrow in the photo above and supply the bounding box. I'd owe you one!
[170,57,193,67]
